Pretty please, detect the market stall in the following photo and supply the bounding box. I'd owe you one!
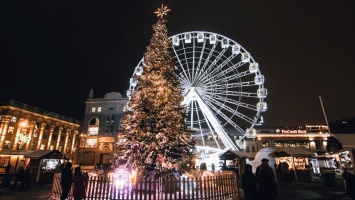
[24,150,68,184]
[219,150,248,177]
[269,147,314,181]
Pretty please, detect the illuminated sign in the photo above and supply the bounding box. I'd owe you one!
[277,129,307,134]
[16,133,30,145]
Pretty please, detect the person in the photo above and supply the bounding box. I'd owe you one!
[21,165,30,189]
[5,163,12,174]
[257,158,277,200]
[277,162,282,182]
[61,162,73,200]
[281,162,290,182]
[12,166,24,189]
[342,163,355,200]
[256,158,269,182]
[242,164,258,200]
[73,166,86,200]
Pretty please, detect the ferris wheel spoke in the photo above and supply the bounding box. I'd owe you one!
[172,46,191,83]
[199,54,237,85]
[195,48,228,86]
[180,40,194,83]
[210,61,247,81]
[193,39,207,84]
[203,99,255,125]
[202,94,257,112]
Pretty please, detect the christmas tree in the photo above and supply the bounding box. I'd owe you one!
[115,5,194,177]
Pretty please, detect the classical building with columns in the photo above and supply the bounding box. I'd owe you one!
[0,98,81,173]
[77,91,128,166]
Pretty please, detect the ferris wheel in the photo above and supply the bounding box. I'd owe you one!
[128,31,267,150]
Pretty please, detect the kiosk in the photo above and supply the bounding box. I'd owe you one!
[219,150,248,177]
[24,150,68,184]
[269,147,314,181]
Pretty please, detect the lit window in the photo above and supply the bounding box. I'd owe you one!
[10,117,16,123]
[58,146,62,152]
[8,127,14,134]
[86,139,97,148]
[92,107,96,113]
[88,127,99,136]
[50,145,54,150]
[40,144,45,150]
[98,107,102,112]
[4,141,10,149]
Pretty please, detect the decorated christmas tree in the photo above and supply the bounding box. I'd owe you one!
[114,5,194,177]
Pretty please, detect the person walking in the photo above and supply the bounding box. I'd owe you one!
[257,158,277,200]
[242,164,258,200]
[73,167,86,200]
[60,162,73,200]
[281,162,290,182]
[12,166,24,189]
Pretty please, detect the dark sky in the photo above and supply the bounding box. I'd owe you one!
[1,1,355,127]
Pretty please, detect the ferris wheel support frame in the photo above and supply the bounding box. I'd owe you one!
[183,87,238,150]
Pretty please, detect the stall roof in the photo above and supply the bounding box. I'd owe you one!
[219,150,248,160]
[24,150,68,160]
[268,147,315,158]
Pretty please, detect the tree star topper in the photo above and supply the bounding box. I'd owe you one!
[154,4,170,19]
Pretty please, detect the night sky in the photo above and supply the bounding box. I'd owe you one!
[1,1,355,127]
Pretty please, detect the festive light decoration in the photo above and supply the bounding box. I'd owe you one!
[113,5,194,178]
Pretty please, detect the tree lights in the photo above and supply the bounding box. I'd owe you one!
[113,5,194,178]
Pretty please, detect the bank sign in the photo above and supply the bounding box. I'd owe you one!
[275,129,307,134]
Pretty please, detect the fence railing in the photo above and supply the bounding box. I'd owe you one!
[51,171,238,200]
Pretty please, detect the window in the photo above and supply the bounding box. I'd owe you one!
[4,141,10,149]
[40,144,45,150]
[8,127,14,134]
[50,145,54,150]
[52,133,57,141]
[98,107,102,112]
[33,130,38,137]
[252,146,256,152]
[86,139,97,148]
[42,132,48,139]
[88,127,99,136]
[58,146,62,152]
[10,117,16,123]
[246,146,250,152]
[92,107,96,113]
[89,118,99,125]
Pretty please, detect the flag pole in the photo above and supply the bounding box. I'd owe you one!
[319,96,331,133]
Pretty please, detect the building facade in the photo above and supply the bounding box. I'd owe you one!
[77,91,128,166]
[0,99,81,173]
[240,124,330,158]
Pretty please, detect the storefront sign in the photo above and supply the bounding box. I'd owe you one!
[276,129,307,134]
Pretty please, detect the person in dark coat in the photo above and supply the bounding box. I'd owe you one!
[61,162,73,200]
[5,163,11,174]
[73,166,86,200]
[343,164,355,200]
[20,165,30,189]
[257,158,277,200]
[12,166,24,189]
[242,164,258,200]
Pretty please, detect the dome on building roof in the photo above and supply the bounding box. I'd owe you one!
[104,92,122,100]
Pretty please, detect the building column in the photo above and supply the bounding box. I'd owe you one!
[37,123,46,149]
[56,127,63,150]
[0,117,10,150]
[25,122,35,150]
[47,126,55,150]
[63,129,70,155]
